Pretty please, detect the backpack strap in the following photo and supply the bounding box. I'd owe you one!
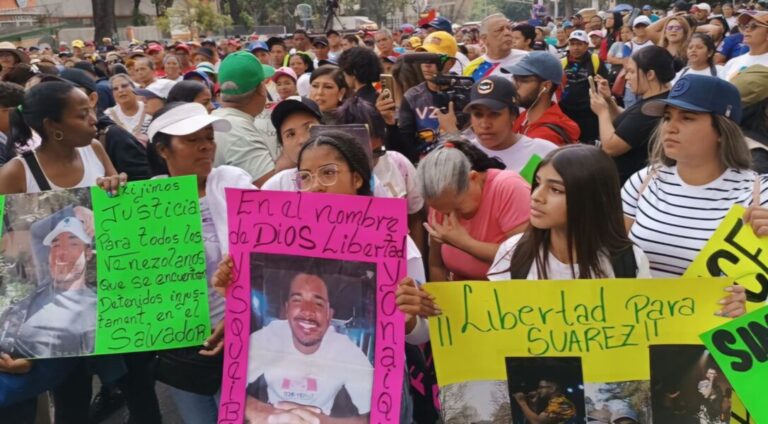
[21,151,51,191]
[710,63,718,77]
[541,123,573,144]
[610,246,638,278]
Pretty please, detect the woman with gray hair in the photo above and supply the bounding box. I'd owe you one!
[417,139,530,281]
[104,74,152,146]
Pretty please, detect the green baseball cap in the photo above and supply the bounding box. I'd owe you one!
[219,51,265,96]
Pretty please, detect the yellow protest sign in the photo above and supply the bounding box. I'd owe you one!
[683,205,768,303]
[426,277,729,386]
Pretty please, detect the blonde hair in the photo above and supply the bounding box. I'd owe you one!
[649,113,751,170]
[658,18,691,60]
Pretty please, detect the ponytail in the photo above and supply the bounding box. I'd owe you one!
[417,138,505,200]
[8,107,32,151]
[8,81,76,151]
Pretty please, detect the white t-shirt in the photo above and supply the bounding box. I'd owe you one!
[470,134,557,173]
[247,320,373,415]
[297,73,311,97]
[106,101,151,137]
[723,51,768,81]
[487,233,652,280]
[670,65,725,86]
[622,166,768,277]
[373,150,424,215]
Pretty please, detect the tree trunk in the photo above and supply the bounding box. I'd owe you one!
[227,0,242,25]
[92,0,116,46]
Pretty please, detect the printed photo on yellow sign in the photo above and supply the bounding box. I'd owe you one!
[684,205,768,304]
[426,278,734,424]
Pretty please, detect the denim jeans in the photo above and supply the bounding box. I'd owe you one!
[166,385,220,424]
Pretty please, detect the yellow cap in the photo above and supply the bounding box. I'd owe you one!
[72,39,85,49]
[408,37,422,48]
[416,31,457,58]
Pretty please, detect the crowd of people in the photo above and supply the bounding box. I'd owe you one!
[0,1,767,422]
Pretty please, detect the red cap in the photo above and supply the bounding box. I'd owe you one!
[227,39,241,46]
[85,41,95,47]
[174,44,190,53]
[147,44,163,54]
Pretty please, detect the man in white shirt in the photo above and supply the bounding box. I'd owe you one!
[455,75,556,172]
[723,12,768,80]
[246,273,373,423]
[464,13,529,81]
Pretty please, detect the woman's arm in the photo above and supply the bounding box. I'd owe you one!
[428,238,448,282]
[0,159,27,194]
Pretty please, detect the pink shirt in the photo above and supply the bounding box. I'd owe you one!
[431,169,531,280]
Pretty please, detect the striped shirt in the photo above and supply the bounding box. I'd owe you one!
[622,166,768,277]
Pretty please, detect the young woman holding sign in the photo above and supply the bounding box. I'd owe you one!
[0,81,132,423]
[623,75,753,315]
[146,101,254,423]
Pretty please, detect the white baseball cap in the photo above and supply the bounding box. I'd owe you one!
[43,217,91,246]
[695,2,712,11]
[147,102,231,143]
[145,79,176,99]
[633,15,652,27]
[569,30,589,43]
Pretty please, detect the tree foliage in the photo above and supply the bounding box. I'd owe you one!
[157,0,233,37]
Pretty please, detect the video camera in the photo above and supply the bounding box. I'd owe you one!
[403,53,475,113]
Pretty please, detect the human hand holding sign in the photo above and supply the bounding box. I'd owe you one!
[717,284,747,318]
[396,277,441,333]
[0,353,31,374]
[212,254,235,297]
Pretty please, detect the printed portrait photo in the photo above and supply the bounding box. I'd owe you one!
[584,380,650,424]
[506,356,586,424]
[0,188,97,358]
[245,253,377,423]
[650,345,734,424]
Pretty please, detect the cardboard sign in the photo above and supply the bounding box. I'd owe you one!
[219,189,408,424]
[701,305,768,424]
[0,176,210,358]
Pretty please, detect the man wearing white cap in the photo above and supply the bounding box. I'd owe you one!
[0,214,97,358]
[560,30,608,143]
[691,3,712,25]
[621,16,654,107]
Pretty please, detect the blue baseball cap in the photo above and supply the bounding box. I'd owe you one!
[642,4,652,10]
[502,51,563,85]
[247,41,269,52]
[422,16,453,34]
[642,75,742,124]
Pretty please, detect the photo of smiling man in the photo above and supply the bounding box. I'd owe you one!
[245,254,376,424]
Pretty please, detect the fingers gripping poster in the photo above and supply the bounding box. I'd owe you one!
[220,189,408,424]
[0,176,210,359]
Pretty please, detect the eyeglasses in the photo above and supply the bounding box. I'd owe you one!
[743,22,768,31]
[294,164,347,191]
[666,25,684,31]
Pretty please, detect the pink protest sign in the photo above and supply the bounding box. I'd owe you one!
[219,189,407,424]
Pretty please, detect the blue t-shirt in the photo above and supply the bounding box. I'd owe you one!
[717,33,749,61]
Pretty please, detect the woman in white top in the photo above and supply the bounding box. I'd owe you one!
[146,101,254,424]
[162,55,184,82]
[104,74,153,147]
[623,75,754,316]
[671,33,724,86]
[0,81,128,420]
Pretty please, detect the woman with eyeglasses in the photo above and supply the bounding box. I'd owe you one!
[722,12,768,81]
[657,17,691,71]
[104,74,153,147]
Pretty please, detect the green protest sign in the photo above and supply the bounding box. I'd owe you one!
[0,176,209,359]
[701,305,768,423]
[92,176,210,354]
[519,154,542,184]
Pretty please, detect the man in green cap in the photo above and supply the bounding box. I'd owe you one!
[213,51,294,186]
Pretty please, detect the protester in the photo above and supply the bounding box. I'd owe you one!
[337,46,382,106]
[0,41,28,79]
[731,65,768,172]
[272,66,298,101]
[464,13,529,80]
[418,140,530,281]
[507,51,581,145]
[672,33,724,85]
[622,16,656,107]
[284,51,314,96]
[488,144,651,280]
[212,51,291,186]
[590,46,675,183]
[167,80,215,112]
[722,12,768,80]
[560,30,608,144]
[657,16,691,71]
[622,75,765,294]
[441,75,557,171]
[104,74,153,146]
[0,81,24,162]
[308,66,349,124]
[145,101,252,423]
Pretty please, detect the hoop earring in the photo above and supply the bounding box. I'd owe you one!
[54,130,64,141]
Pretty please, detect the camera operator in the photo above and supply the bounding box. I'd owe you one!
[376,31,470,162]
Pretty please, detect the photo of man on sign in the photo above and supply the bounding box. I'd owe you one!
[246,253,376,423]
[0,189,97,358]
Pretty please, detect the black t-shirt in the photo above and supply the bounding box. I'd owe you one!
[613,91,668,183]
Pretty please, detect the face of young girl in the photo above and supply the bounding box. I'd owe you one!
[297,144,362,195]
[530,163,568,230]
